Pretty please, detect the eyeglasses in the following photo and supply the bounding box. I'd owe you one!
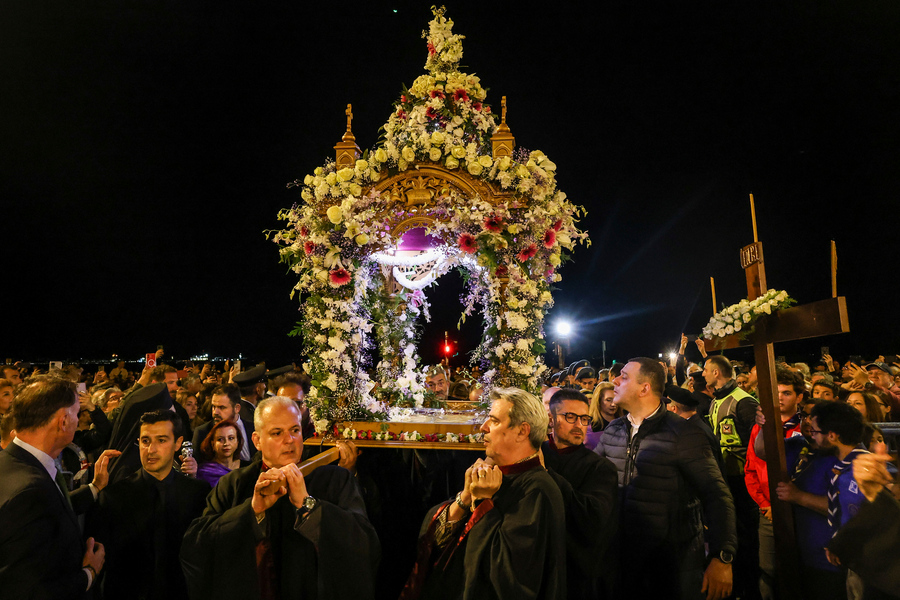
[559,412,591,426]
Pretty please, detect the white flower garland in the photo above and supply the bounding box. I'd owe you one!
[701,289,796,340]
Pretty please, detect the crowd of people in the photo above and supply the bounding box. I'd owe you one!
[0,342,897,600]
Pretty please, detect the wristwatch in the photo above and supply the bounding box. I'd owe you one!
[718,550,734,564]
[298,495,318,518]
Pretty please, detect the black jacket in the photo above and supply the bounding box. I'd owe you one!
[594,402,737,558]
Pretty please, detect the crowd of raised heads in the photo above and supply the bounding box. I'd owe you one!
[1,342,899,600]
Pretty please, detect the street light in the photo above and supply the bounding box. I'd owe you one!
[555,320,572,369]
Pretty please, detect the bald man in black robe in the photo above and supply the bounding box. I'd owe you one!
[180,396,379,600]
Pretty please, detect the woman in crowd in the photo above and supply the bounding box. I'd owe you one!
[589,382,621,431]
[0,378,13,417]
[843,391,884,422]
[196,420,246,488]
[176,389,205,434]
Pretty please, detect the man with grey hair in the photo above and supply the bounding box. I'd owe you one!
[181,395,379,599]
[402,387,566,600]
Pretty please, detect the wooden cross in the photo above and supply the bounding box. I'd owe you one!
[345,103,353,133]
[702,196,850,598]
[500,96,507,124]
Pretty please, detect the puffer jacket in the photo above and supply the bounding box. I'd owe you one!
[595,402,737,557]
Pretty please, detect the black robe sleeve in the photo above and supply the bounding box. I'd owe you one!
[546,455,618,579]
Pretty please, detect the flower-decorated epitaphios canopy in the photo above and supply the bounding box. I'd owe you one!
[271,7,588,427]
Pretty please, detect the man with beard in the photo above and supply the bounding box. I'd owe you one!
[402,387,566,600]
[543,388,618,599]
[181,395,379,600]
[755,398,844,600]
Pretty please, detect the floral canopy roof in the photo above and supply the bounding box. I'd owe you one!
[271,6,589,425]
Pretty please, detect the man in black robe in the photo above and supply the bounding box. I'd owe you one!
[543,388,618,600]
[402,386,566,600]
[87,410,210,600]
[105,382,191,484]
[181,395,379,600]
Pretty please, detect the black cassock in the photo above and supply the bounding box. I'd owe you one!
[542,440,619,600]
[85,468,210,600]
[105,383,192,484]
[180,458,379,600]
[402,456,566,600]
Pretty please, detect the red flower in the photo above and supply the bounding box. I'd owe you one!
[430,90,445,99]
[400,94,407,103]
[495,264,509,278]
[472,102,482,111]
[299,226,309,237]
[425,106,439,119]
[458,233,477,254]
[303,241,315,255]
[453,88,469,102]
[329,267,352,286]
[552,219,563,231]
[397,108,407,120]
[483,216,503,232]
[484,106,491,114]
[427,41,436,56]
[543,229,556,248]
[517,244,538,262]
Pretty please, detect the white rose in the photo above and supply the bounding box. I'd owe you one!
[374,148,388,163]
[467,161,483,176]
[429,147,443,161]
[401,146,416,162]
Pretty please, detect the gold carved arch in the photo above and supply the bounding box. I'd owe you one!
[364,164,518,233]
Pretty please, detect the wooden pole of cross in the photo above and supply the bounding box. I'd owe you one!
[703,196,850,598]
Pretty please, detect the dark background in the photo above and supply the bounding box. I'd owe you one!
[3,1,899,370]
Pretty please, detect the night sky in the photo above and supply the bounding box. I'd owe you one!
[4,1,899,369]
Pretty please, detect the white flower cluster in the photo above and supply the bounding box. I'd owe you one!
[701,290,794,340]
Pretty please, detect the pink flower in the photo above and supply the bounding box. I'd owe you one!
[458,233,477,254]
[552,219,563,232]
[408,289,425,309]
[494,264,508,278]
[453,88,469,102]
[483,216,503,232]
[517,244,538,262]
[303,241,315,255]
[543,229,556,248]
[329,268,352,287]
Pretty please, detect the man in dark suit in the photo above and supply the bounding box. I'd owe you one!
[191,383,254,461]
[0,377,108,599]
[87,409,210,600]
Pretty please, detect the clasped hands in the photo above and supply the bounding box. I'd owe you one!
[462,458,502,506]
[252,463,309,514]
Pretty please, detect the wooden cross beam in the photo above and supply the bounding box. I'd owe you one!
[703,240,850,599]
